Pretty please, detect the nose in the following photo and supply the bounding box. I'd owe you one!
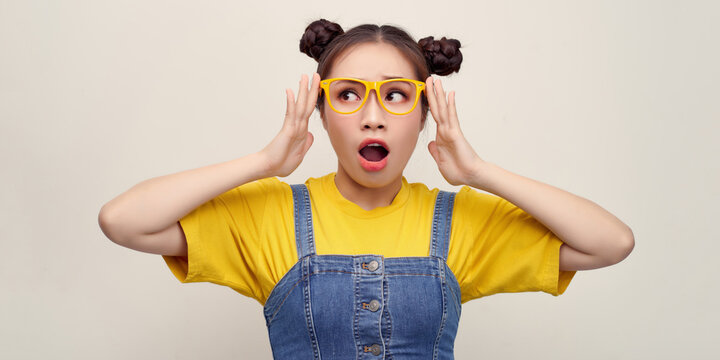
[360,90,386,130]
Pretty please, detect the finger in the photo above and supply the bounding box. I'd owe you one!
[448,91,459,130]
[300,74,321,131]
[295,74,309,121]
[425,77,442,124]
[284,88,296,124]
[304,73,321,117]
[434,78,448,119]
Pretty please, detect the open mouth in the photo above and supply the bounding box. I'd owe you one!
[357,139,390,171]
[359,143,389,162]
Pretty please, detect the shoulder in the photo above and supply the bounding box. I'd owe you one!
[454,185,508,213]
[405,178,439,199]
[304,173,335,188]
[225,177,291,197]
[389,178,441,214]
[450,186,528,231]
[401,182,504,214]
[211,177,294,214]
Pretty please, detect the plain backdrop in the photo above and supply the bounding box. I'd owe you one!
[2,0,718,359]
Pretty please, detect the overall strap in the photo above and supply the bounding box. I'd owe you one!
[290,184,316,259]
[429,190,456,260]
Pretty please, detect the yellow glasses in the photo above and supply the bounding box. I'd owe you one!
[320,77,426,115]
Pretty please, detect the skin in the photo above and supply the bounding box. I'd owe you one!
[320,42,425,211]
[98,41,634,272]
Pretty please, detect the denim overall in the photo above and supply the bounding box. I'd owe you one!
[263,185,462,359]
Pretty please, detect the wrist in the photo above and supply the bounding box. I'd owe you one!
[250,150,276,180]
[467,159,498,192]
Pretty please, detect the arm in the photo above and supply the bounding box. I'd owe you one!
[98,73,321,256]
[469,162,634,270]
[425,77,634,271]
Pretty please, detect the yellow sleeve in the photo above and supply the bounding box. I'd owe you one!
[448,186,575,303]
[161,177,295,304]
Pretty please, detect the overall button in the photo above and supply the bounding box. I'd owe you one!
[364,344,382,356]
[363,260,379,272]
[362,300,381,312]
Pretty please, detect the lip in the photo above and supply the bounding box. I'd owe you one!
[358,138,390,152]
[357,153,388,171]
[357,138,390,172]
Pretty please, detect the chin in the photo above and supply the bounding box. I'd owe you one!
[356,173,398,188]
[342,161,406,190]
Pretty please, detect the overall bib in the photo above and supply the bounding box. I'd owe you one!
[263,184,462,359]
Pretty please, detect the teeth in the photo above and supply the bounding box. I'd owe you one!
[368,143,382,147]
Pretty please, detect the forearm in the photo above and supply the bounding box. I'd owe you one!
[469,161,634,264]
[422,77,633,268]
[99,152,270,239]
[99,73,319,251]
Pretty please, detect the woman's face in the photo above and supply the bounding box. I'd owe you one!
[321,41,424,190]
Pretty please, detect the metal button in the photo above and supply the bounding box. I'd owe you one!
[364,344,382,356]
[366,260,379,272]
[363,299,381,312]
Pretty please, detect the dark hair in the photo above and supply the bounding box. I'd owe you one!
[299,19,463,122]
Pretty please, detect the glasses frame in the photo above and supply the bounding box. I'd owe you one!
[320,77,426,115]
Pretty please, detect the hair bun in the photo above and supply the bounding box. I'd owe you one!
[418,36,463,76]
[300,19,344,62]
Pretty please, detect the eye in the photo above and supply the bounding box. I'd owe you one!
[339,90,362,102]
[385,91,408,103]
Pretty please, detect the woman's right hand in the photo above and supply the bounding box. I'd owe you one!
[99,73,322,255]
[259,73,321,178]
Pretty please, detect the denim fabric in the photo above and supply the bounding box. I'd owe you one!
[264,185,461,359]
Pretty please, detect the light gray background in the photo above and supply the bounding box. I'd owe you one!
[2,0,718,359]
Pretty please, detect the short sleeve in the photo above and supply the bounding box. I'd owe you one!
[447,186,575,303]
[162,177,296,304]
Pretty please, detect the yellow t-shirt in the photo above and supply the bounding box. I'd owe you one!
[163,173,575,305]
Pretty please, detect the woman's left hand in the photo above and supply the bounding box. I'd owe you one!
[425,77,486,187]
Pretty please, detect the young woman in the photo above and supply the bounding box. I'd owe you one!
[99,19,634,359]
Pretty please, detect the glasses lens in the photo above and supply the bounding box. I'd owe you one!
[328,80,367,113]
[379,80,418,114]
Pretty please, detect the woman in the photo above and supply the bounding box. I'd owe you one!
[98,19,634,359]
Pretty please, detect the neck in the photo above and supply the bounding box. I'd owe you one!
[334,166,403,211]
